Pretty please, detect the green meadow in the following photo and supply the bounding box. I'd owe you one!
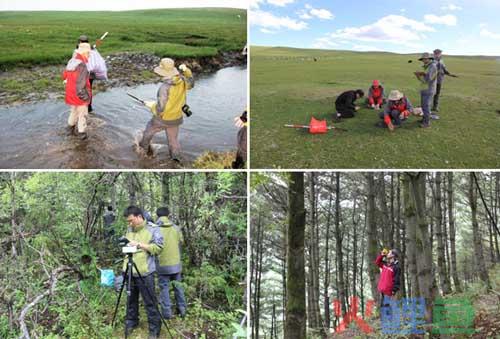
[250,46,500,169]
[0,8,247,69]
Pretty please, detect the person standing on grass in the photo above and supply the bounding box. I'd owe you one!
[432,49,458,117]
[122,206,164,339]
[378,90,413,131]
[63,42,92,140]
[135,58,194,162]
[368,80,385,110]
[414,52,437,128]
[375,249,401,311]
[155,207,187,319]
[335,89,365,119]
[75,35,108,113]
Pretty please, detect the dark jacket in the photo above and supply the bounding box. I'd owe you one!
[335,90,358,110]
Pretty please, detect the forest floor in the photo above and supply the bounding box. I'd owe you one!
[329,264,500,338]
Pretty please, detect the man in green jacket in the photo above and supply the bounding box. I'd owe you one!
[123,206,164,339]
[155,207,187,319]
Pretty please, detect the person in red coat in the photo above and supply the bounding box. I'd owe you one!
[63,43,91,140]
[368,80,385,109]
[375,249,401,310]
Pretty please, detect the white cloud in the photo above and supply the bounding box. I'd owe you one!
[310,8,334,20]
[479,23,488,28]
[250,0,264,9]
[251,9,308,31]
[480,28,500,40]
[400,8,406,13]
[441,4,462,11]
[267,0,294,6]
[298,5,334,20]
[327,15,434,46]
[299,12,312,19]
[424,14,457,26]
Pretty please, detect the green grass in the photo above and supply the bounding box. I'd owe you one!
[250,46,500,169]
[0,8,246,69]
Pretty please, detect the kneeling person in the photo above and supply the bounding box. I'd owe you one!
[155,207,187,319]
[380,90,413,131]
[123,206,164,338]
[335,89,364,119]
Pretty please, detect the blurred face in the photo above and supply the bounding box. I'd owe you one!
[388,250,396,261]
[434,52,442,59]
[126,214,143,228]
[421,57,430,64]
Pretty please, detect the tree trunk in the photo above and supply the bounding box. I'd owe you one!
[366,173,379,304]
[306,173,323,334]
[377,173,392,248]
[396,174,406,297]
[468,173,490,288]
[408,173,436,322]
[335,173,346,314]
[447,173,462,292]
[161,173,170,206]
[285,172,306,339]
[323,174,333,333]
[434,173,452,294]
[495,173,500,261]
[402,175,419,298]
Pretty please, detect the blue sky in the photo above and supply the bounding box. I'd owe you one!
[250,0,500,55]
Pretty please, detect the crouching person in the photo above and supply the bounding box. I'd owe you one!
[368,80,385,109]
[123,206,164,339]
[63,42,92,140]
[379,90,413,131]
[156,207,187,319]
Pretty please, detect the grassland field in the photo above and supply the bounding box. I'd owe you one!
[250,46,500,169]
[0,8,247,69]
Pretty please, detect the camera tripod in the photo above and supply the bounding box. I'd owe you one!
[111,252,174,339]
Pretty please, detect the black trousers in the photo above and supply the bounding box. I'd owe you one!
[125,273,161,335]
[432,82,442,110]
[88,78,94,111]
[335,103,356,118]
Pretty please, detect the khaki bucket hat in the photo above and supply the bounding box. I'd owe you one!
[388,90,404,101]
[154,58,179,78]
[418,52,434,60]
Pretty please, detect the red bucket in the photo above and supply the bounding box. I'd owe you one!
[309,117,328,134]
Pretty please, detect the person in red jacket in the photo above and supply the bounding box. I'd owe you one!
[368,80,385,109]
[63,42,92,140]
[375,248,401,309]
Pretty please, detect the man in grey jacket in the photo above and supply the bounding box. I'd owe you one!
[414,53,438,128]
[432,49,458,116]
